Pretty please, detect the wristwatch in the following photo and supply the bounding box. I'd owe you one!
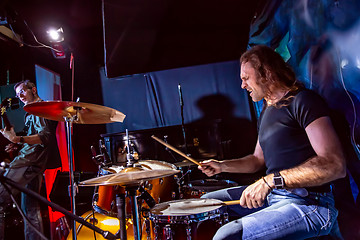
[19,136,25,144]
[273,172,285,189]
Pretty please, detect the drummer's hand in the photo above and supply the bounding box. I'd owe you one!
[240,176,272,209]
[198,159,222,177]
[0,127,18,143]
[5,143,19,153]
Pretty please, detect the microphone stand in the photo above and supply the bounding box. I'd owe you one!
[178,84,188,154]
[0,175,116,239]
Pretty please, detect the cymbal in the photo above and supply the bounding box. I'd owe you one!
[79,169,180,186]
[23,101,125,124]
[174,160,196,168]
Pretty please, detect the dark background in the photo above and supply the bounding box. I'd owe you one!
[1,0,266,172]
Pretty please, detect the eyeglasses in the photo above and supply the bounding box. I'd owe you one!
[16,88,30,98]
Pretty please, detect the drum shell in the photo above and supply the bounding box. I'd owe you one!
[139,160,179,204]
[149,199,227,240]
[67,210,154,240]
[93,160,179,217]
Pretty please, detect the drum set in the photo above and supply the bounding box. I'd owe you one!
[23,100,238,240]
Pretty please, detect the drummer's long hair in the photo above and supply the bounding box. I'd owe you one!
[240,45,303,107]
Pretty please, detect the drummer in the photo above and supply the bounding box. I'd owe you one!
[199,45,346,240]
[0,80,61,240]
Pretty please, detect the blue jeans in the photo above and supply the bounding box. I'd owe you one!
[0,166,44,240]
[201,186,340,240]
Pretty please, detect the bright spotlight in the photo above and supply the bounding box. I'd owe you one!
[47,28,64,42]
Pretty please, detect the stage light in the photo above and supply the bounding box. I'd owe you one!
[47,27,64,42]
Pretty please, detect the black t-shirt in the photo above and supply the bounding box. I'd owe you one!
[258,89,329,174]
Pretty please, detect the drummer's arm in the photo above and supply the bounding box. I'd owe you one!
[221,139,265,173]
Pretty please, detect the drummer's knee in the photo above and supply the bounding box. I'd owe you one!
[213,220,243,240]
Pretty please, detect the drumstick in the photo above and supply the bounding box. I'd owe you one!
[223,200,240,205]
[183,200,240,209]
[151,135,201,166]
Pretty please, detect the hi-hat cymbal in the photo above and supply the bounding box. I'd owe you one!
[23,101,125,124]
[79,169,180,186]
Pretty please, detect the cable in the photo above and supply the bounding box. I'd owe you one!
[335,47,360,155]
[6,9,63,53]
[2,182,48,240]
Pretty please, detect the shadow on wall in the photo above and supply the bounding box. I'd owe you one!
[190,93,264,184]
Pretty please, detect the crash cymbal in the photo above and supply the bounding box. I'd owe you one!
[79,169,180,186]
[23,101,125,124]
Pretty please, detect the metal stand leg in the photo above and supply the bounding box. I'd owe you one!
[0,208,5,240]
[65,118,77,240]
[116,192,127,240]
[128,187,141,240]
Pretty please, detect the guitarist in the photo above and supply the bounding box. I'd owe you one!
[0,80,61,240]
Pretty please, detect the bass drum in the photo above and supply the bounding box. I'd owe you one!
[67,210,153,240]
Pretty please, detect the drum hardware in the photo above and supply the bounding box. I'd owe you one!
[115,192,127,240]
[125,129,138,167]
[99,139,113,167]
[0,174,117,239]
[144,217,151,240]
[163,135,180,163]
[80,164,179,240]
[138,186,156,208]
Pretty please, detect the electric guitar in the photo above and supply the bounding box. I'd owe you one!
[0,97,17,130]
[0,97,20,159]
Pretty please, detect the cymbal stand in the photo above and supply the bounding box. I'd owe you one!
[125,129,135,167]
[127,186,141,240]
[64,113,78,240]
[115,191,127,240]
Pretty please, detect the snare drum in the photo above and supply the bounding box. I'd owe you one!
[181,179,238,199]
[150,198,228,240]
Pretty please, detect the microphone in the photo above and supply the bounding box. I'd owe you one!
[178,83,183,107]
[99,139,112,166]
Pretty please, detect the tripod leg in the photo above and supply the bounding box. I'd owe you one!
[0,207,5,240]
[128,188,141,240]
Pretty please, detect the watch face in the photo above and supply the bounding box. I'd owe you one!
[274,177,282,185]
[273,176,284,189]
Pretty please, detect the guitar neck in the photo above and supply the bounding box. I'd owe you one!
[1,107,12,130]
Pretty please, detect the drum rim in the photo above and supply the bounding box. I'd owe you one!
[149,198,223,223]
